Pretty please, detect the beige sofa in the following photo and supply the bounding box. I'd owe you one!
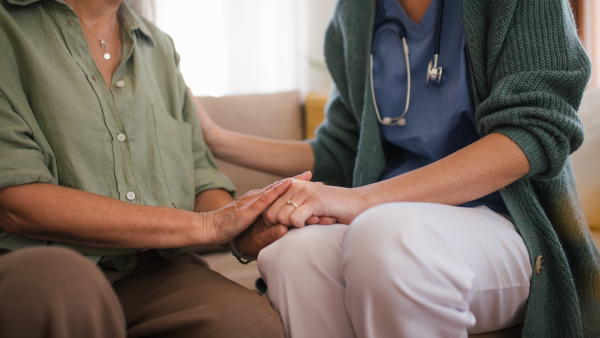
[197,89,600,338]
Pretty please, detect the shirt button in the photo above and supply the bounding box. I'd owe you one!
[126,192,136,201]
[116,80,125,88]
[117,133,126,142]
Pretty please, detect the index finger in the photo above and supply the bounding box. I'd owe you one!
[249,178,293,215]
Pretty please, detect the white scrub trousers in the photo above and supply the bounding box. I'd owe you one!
[258,202,532,338]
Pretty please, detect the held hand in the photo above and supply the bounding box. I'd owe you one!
[233,213,288,258]
[233,175,339,258]
[204,172,312,246]
[266,180,368,228]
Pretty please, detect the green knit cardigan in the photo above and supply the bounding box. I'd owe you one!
[309,0,600,336]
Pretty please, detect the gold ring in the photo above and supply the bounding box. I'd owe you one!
[260,190,265,195]
[287,200,299,208]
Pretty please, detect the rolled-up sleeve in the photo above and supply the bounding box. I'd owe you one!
[0,92,56,190]
[180,83,236,197]
[472,0,590,181]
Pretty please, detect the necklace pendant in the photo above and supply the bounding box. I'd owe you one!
[100,40,106,47]
[104,53,111,60]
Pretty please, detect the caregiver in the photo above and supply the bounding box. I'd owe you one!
[196,0,600,337]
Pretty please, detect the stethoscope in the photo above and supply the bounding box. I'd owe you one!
[370,0,445,126]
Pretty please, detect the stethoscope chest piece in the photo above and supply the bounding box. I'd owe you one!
[371,0,445,126]
[426,54,443,86]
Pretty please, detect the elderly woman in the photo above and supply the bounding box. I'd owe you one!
[0,0,298,337]
[197,0,600,337]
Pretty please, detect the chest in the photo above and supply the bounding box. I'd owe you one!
[371,0,478,159]
[78,19,123,87]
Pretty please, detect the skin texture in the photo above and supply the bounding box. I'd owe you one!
[0,177,298,250]
[399,0,433,24]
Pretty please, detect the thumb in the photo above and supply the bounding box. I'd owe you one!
[261,224,289,246]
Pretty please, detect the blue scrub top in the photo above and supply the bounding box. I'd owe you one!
[372,0,508,215]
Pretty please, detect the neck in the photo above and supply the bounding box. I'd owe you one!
[398,0,433,24]
[64,0,123,29]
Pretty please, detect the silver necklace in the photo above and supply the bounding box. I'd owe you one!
[76,13,118,60]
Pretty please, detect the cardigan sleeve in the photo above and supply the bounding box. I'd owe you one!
[309,84,360,187]
[470,0,590,181]
[308,8,364,188]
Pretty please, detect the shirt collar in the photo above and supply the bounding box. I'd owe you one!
[119,3,156,46]
[6,0,155,46]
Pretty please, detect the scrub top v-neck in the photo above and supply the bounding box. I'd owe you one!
[371,0,508,215]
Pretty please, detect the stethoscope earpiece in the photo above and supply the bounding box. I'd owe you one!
[381,117,406,126]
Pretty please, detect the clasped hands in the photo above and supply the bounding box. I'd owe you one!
[228,172,368,258]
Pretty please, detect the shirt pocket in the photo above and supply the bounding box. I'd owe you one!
[152,104,195,211]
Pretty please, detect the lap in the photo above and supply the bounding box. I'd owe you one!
[114,252,285,338]
[346,203,532,332]
[0,247,125,338]
[0,248,285,338]
[260,203,532,333]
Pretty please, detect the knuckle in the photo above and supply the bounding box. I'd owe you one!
[289,213,305,227]
[277,213,289,225]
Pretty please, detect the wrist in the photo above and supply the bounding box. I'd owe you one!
[353,185,385,212]
[229,239,256,265]
[195,210,218,246]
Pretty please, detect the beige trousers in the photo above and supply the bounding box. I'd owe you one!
[0,247,284,338]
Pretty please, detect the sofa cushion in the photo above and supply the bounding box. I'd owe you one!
[198,91,304,196]
[571,89,600,229]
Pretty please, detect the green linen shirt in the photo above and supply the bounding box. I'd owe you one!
[310,0,600,336]
[0,0,235,270]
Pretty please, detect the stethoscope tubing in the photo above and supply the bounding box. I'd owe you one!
[370,35,411,126]
[371,0,444,126]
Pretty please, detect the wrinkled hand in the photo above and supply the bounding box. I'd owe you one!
[204,172,312,246]
[266,180,368,228]
[233,212,287,258]
[233,174,337,258]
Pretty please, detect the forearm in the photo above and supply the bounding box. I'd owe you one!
[194,188,233,213]
[359,133,530,208]
[0,183,211,249]
[192,93,314,177]
[207,129,314,178]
